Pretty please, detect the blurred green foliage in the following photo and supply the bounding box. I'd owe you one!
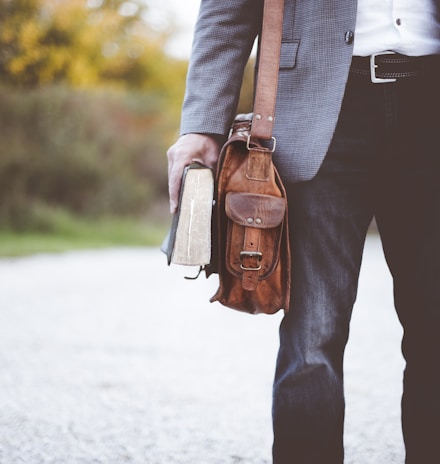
[0,0,186,95]
[0,0,185,234]
[0,85,171,230]
[0,0,255,243]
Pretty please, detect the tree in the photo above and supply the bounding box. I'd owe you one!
[0,0,187,95]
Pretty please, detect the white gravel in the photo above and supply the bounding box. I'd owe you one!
[0,234,405,463]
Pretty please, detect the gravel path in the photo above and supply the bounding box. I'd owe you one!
[0,235,405,463]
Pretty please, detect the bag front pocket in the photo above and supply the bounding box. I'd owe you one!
[224,191,286,284]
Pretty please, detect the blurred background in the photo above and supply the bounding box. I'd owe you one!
[0,0,254,256]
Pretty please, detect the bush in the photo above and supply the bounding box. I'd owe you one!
[0,85,172,231]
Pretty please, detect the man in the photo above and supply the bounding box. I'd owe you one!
[167,1,440,462]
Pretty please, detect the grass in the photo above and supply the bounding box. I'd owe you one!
[0,216,169,257]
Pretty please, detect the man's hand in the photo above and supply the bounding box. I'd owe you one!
[167,133,220,213]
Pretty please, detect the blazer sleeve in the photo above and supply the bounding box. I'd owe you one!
[180,0,264,138]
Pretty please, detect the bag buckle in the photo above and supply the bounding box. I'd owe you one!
[370,51,397,83]
[246,135,277,153]
[240,251,262,271]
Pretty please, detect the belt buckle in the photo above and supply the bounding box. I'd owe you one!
[370,51,397,83]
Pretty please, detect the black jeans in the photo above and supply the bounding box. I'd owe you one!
[272,60,440,463]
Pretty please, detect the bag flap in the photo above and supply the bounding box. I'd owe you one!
[225,192,285,228]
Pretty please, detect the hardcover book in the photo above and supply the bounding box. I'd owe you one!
[161,163,214,266]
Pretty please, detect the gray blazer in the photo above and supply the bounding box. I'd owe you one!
[180,0,358,183]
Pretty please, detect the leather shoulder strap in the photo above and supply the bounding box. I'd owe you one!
[251,0,284,141]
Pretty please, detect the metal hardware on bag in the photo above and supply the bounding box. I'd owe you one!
[254,114,274,121]
[246,135,277,153]
[370,51,397,83]
[240,251,263,259]
[240,251,263,271]
[240,263,262,271]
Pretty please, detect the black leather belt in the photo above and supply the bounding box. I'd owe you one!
[350,51,440,83]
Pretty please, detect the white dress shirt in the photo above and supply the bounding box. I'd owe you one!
[354,0,440,56]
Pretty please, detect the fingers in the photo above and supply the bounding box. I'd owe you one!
[167,154,186,213]
[167,134,220,213]
[167,138,192,213]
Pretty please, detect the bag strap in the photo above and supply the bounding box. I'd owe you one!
[250,0,285,141]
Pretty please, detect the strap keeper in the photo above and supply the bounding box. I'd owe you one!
[246,135,277,153]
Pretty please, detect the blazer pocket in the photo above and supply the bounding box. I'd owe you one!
[279,41,300,69]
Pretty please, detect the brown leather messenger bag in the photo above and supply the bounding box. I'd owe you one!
[207,0,291,315]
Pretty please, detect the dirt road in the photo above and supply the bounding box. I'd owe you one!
[0,235,405,463]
